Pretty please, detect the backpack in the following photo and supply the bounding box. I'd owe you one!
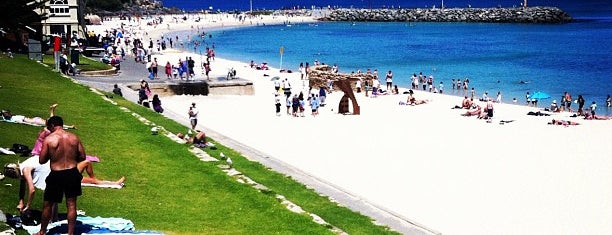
[4,163,20,178]
[9,143,30,156]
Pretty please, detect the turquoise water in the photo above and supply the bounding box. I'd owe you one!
[176,18,612,114]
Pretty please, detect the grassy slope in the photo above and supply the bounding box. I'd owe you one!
[0,55,399,235]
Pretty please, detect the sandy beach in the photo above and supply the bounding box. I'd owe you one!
[89,13,612,235]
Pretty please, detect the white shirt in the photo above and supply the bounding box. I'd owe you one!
[189,107,199,120]
[372,79,380,88]
[20,156,51,190]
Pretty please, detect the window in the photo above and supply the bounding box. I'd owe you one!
[51,0,68,4]
[49,0,69,15]
[50,6,70,15]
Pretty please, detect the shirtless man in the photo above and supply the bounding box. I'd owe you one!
[37,116,85,235]
[461,96,472,109]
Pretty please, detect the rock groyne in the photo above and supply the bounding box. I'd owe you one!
[319,7,572,23]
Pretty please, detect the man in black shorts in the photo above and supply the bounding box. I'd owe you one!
[37,116,86,235]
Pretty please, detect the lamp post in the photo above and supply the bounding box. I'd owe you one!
[250,0,253,13]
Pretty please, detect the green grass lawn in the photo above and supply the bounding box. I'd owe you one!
[41,54,112,71]
[0,55,400,235]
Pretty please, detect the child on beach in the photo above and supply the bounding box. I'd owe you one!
[274,93,281,116]
[172,65,178,79]
[286,96,292,115]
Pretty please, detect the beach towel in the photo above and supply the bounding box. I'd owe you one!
[1,118,43,127]
[23,216,141,235]
[86,155,100,162]
[82,183,124,189]
[1,119,72,129]
[0,147,16,155]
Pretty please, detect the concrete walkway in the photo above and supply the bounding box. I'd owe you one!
[73,56,436,235]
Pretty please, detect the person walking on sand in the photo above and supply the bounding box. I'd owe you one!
[36,116,85,235]
[188,103,199,130]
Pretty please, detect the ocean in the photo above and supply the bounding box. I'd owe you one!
[161,0,612,17]
[166,0,612,114]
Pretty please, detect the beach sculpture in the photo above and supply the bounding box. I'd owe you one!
[308,65,374,115]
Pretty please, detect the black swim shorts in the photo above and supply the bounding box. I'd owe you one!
[44,167,83,203]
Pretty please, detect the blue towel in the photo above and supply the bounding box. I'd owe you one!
[23,215,159,235]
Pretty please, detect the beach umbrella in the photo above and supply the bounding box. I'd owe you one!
[530,91,551,100]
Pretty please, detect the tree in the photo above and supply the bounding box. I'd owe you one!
[0,0,48,51]
[0,0,48,32]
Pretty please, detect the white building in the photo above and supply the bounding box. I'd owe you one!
[37,0,85,37]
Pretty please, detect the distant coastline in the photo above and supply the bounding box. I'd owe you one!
[319,7,572,23]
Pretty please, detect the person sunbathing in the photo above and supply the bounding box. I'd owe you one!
[548,119,580,126]
[461,104,482,116]
[406,94,428,105]
[404,90,429,105]
[583,112,612,120]
[1,104,75,129]
[177,130,209,148]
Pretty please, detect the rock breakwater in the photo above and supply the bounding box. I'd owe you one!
[319,7,572,23]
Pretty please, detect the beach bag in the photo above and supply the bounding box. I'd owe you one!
[4,163,20,178]
[10,143,30,155]
[148,72,154,80]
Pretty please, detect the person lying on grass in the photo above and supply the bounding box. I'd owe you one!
[177,130,208,148]
[1,104,75,129]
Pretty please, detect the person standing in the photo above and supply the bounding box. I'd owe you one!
[282,79,292,99]
[203,62,211,81]
[564,92,572,112]
[485,99,494,123]
[590,101,597,117]
[36,116,85,235]
[299,63,305,80]
[577,94,585,116]
[151,58,159,79]
[274,93,281,116]
[526,92,531,106]
[188,103,199,130]
[273,78,281,92]
[188,57,195,78]
[385,70,393,91]
[165,61,172,79]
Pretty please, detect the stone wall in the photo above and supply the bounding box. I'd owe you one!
[319,7,572,23]
[308,65,374,91]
